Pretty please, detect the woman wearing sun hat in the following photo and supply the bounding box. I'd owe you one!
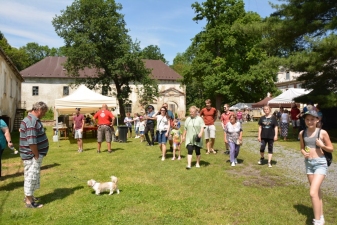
[299,110,333,225]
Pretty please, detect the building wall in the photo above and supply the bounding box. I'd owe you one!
[276,70,303,92]
[21,79,186,118]
[0,54,22,130]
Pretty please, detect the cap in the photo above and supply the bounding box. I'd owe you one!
[303,110,318,118]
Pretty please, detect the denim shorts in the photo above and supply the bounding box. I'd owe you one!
[157,130,168,144]
[305,156,327,175]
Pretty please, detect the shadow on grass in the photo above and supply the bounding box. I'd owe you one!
[293,204,312,225]
[42,186,84,204]
[0,163,60,181]
[0,180,22,191]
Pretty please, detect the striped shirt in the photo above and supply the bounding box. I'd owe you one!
[20,113,49,160]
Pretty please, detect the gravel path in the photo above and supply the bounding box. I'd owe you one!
[243,132,337,197]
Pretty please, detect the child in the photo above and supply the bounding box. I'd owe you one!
[133,113,140,138]
[124,112,133,138]
[170,122,181,160]
[139,117,146,142]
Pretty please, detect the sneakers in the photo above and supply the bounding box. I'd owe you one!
[177,156,181,160]
[171,157,176,160]
[258,158,264,165]
[195,164,200,168]
[231,162,235,167]
[268,162,272,168]
[186,166,191,170]
[135,136,140,138]
[313,219,322,225]
[234,158,238,164]
[161,157,165,161]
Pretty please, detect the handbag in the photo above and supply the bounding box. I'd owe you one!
[236,139,242,146]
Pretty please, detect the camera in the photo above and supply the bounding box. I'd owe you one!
[194,135,201,142]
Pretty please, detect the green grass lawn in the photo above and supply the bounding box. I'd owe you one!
[1,122,336,225]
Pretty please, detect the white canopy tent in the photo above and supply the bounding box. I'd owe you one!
[268,88,312,105]
[53,85,117,144]
[55,85,117,115]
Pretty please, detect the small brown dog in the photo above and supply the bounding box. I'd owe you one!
[87,176,120,195]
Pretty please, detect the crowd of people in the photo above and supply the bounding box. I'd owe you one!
[0,99,333,225]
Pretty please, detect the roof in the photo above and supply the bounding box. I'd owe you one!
[55,85,116,114]
[252,97,274,108]
[20,57,182,80]
[0,47,24,82]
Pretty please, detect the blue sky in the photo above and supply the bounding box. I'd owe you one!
[0,0,281,64]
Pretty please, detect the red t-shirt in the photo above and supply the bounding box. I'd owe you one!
[94,110,114,125]
[200,107,217,125]
[73,114,84,129]
[290,107,300,120]
[221,111,232,127]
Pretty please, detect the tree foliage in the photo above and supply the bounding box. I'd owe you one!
[52,0,157,117]
[0,31,30,71]
[264,0,337,107]
[21,42,65,66]
[179,0,279,107]
[140,45,168,64]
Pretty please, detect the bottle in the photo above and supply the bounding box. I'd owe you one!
[10,146,18,154]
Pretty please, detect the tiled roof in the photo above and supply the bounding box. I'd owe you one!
[20,56,182,80]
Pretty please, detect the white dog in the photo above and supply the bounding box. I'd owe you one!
[87,176,120,195]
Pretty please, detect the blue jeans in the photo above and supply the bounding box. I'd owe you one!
[157,130,168,144]
[228,142,240,163]
[305,156,327,175]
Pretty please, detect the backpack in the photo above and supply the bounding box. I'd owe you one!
[302,129,332,167]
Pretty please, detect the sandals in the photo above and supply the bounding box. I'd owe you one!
[97,150,101,153]
[211,149,216,154]
[108,150,113,153]
[23,196,40,203]
[206,151,210,154]
[25,201,43,208]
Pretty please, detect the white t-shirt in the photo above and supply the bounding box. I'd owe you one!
[281,113,289,123]
[156,115,169,131]
[139,121,146,131]
[134,116,140,127]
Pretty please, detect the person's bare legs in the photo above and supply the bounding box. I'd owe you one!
[268,153,272,164]
[210,138,215,153]
[196,154,201,166]
[206,139,210,153]
[187,154,192,168]
[97,142,102,152]
[308,174,325,221]
[161,144,166,159]
[107,142,111,152]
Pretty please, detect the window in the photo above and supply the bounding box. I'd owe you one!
[102,86,108,96]
[63,86,69,95]
[125,104,132,113]
[32,86,39,96]
[286,71,290,80]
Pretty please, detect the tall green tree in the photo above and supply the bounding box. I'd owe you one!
[140,45,168,64]
[185,0,279,106]
[52,0,157,117]
[0,31,30,71]
[21,42,64,66]
[263,0,337,107]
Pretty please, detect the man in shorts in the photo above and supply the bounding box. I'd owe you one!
[93,104,115,153]
[200,99,217,154]
[73,108,85,152]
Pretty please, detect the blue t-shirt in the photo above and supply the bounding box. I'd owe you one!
[146,111,155,124]
[0,119,8,150]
